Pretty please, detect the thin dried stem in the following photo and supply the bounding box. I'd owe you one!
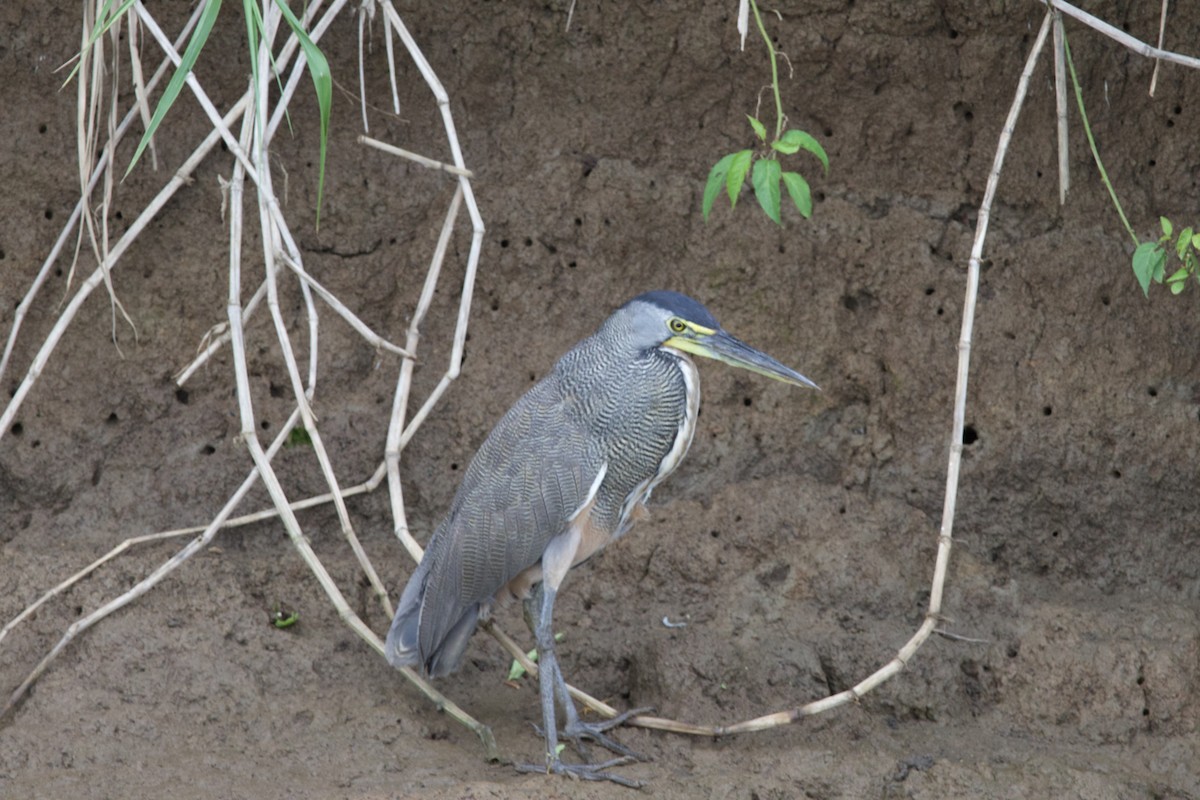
[358,134,474,177]
[1053,11,1069,204]
[1045,0,1200,69]
[0,0,204,386]
[1149,0,1170,96]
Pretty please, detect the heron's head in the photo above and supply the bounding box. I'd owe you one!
[615,290,819,390]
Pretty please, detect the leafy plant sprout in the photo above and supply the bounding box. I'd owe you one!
[1059,22,1200,297]
[703,0,828,224]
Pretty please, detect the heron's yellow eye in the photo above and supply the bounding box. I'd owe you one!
[668,318,687,334]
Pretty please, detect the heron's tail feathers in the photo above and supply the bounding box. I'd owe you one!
[384,564,425,669]
[385,559,480,678]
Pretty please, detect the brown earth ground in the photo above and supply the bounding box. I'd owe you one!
[2,1,1200,798]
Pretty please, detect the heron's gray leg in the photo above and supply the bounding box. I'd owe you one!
[522,581,649,761]
[514,532,642,788]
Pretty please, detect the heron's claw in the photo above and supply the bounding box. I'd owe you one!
[515,755,643,789]
[562,706,654,761]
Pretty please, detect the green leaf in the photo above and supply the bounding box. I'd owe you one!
[1166,266,1189,283]
[286,426,312,447]
[747,115,767,141]
[507,647,540,681]
[1192,233,1200,250]
[1131,241,1163,297]
[1176,227,1194,260]
[125,0,224,178]
[273,0,332,228]
[777,129,829,175]
[752,159,782,224]
[725,149,753,209]
[1170,280,1185,295]
[703,152,737,222]
[1161,216,1173,238]
[781,171,812,219]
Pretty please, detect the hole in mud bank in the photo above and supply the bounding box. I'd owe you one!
[924,287,935,295]
[201,444,216,455]
[1006,645,1019,658]
[450,463,458,471]
[175,388,189,404]
[1111,469,1122,479]
[1147,386,1158,397]
[1043,406,1052,416]
[260,419,270,430]
[10,422,22,436]
[105,412,118,425]
[499,239,509,248]
[44,209,53,220]
[962,425,978,445]
[710,530,720,538]
[743,397,752,407]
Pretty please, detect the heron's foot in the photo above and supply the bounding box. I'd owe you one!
[515,755,643,789]
[562,706,654,761]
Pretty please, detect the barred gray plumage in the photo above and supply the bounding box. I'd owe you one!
[383,290,816,786]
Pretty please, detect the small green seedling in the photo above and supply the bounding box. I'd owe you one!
[1132,217,1200,297]
[506,632,564,681]
[286,426,313,447]
[703,0,828,225]
[271,604,300,629]
[703,121,828,224]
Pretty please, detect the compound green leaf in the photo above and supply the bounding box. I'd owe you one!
[1176,227,1194,260]
[752,158,782,224]
[781,170,812,219]
[726,149,753,208]
[747,115,767,141]
[703,152,737,222]
[1161,216,1173,238]
[778,129,829,174]
[1131,241,1163,297]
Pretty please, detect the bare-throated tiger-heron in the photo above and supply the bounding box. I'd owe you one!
[385,290,817,786]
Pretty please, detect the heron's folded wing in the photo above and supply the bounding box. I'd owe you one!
[417,379,604,661]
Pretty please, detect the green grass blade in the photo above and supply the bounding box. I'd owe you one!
[703,152,737,222]
[781,170,812,219]
[726,149,753,208]
[124,0,223,178]
[272,0,332,227]
[242,0,261,97]
[751,158,781,224]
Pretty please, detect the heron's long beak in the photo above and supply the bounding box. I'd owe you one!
[666,329,819,390]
